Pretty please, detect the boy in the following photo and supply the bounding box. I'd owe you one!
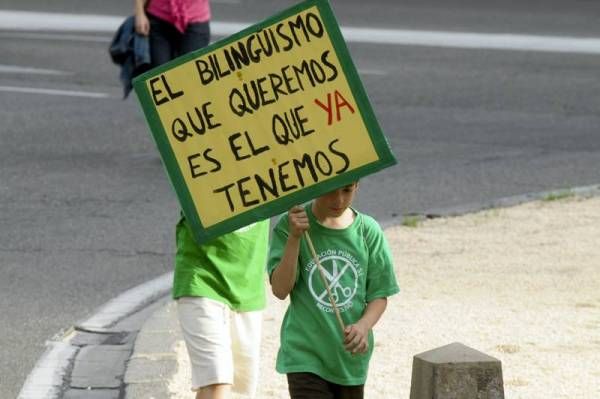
[174,216,269,399]
[268,182,399,399]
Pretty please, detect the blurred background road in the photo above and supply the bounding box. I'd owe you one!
[1,1,599,397]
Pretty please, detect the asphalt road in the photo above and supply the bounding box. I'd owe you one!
[1,1,599,398]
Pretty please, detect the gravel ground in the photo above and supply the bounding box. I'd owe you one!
[169,195,600,398]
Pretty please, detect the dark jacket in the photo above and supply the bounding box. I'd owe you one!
[109,16,151,98]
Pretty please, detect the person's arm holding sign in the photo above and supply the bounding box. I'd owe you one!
[271,206,309,300]
[344,297,387,354]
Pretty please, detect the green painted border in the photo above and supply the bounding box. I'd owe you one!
[133,0,396,244]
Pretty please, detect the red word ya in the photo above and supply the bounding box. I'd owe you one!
[314,90,355,125]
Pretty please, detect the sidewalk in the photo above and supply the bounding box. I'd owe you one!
[125,194,600,399]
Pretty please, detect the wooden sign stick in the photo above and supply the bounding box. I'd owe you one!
[303,231,346,335]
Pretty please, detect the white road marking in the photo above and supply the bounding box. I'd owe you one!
[0,64,69,75]
[0,85,111,98]
[0,10,122,32]
[0,31,111,42]
[342,27,600,54]
[0,10,600,54]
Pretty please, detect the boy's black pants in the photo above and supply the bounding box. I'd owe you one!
[287,372,364,399]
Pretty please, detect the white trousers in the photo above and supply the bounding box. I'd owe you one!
[177,297,262,397]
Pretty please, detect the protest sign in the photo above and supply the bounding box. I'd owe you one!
[133,0,396,244]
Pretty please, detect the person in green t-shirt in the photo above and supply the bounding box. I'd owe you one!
[268,182,399,399]
[174,215,270,399]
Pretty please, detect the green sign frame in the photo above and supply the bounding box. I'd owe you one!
[133,0,396,244]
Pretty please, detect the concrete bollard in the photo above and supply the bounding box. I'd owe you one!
[409,342,504,399]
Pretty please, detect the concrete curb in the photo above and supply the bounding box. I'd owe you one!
[381,183,600,229]
[18,273,174,399]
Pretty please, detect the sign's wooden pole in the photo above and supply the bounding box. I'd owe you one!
[303,231,346,335]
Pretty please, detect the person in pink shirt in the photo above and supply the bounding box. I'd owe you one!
[134,0,211,67]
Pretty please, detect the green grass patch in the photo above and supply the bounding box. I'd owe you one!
[542,190,574,202]
[402,215,422,228]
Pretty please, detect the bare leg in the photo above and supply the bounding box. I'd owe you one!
[195,384,231,399]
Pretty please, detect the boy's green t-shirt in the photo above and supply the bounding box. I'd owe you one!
[267,205,399,385]
[173,217,269,312]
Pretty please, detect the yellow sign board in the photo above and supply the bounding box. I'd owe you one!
[134,0,395,243]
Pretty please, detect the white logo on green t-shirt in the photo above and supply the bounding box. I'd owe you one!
[307,250,361,313]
